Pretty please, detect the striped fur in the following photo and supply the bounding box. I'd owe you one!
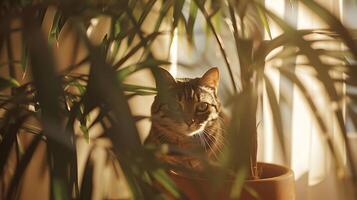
[145,68,226,170]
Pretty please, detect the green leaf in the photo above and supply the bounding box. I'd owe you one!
[235,0,250,19]
[113,32,162,70]
[347,106,357,132]
[0,77,20,90]
[68,81,86,95]
[300,0,357,59]
[100,35,110,56]
[79,149,94,200]
[151,169,180,199]
[117,159,144,199]
[255,4,272,40]
[36,7,47,26]
[314,49,351,61]
[117,59,170,81]
[173,0,185,30]
[113,18,121,37]
[108,41,120,64]
[265,46,298,62]
[6,134,42,200]
[21,43,29,72]
[48,10,61,44]
[263,75,287,162]
[53,178,69,200]
[80,125,90,143]
[243,185,260,199]
[122,83,156,92]
[169,0,185,50]
[154,0,174,32]
[138,0,158,26]
[230,167,247,199]
[125,4,144,45]
[123,83,157,98]
[126,90,156,96]
[186,0,198,43]
[0,113,29,178]
[48,10,67,44]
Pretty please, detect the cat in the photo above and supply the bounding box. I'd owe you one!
[145,67,227,170]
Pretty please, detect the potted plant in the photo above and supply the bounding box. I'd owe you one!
[0,0,356,199]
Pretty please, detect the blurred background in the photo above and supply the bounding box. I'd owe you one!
[1,0,357,200]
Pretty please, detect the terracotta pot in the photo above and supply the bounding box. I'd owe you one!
[169,162,295,200]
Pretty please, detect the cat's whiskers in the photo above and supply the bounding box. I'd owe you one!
[202,129,220,160]
[204,131,223,147]
[203,130,224,155]
[204,127,225,144]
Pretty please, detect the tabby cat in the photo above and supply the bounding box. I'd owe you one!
[145,67,226,170]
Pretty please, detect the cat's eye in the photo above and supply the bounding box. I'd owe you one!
[196,102,209,113]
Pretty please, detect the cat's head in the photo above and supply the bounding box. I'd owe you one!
[151,67,221,137]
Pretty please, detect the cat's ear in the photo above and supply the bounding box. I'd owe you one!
[199,67,219,90]
[154,67,176,88]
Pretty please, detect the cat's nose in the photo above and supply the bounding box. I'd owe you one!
[185,119,195,127]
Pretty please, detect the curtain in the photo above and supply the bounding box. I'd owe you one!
[261,1,349,200]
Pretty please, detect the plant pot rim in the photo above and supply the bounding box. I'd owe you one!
[245,162,293,182]
[169,162,293,183]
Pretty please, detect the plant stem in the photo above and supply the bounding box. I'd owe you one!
[227,1,259,179]
[6,32,16,95]
[228,2,248,89]
[194,0,237,93]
